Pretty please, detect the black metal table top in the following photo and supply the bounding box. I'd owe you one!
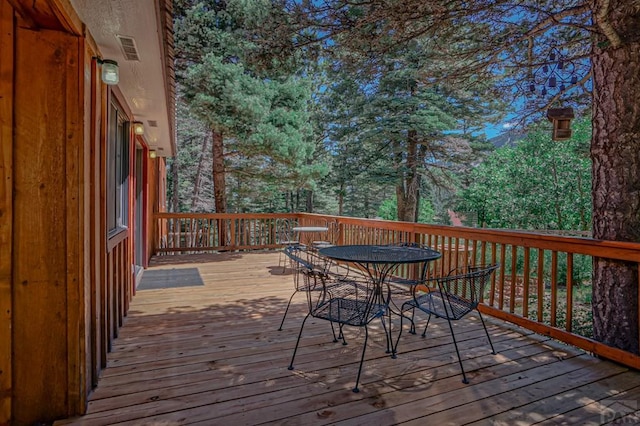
[318,244,441,264]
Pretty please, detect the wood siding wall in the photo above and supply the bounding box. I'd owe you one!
[0,3,14,423]
[11,23,86,423]
[0,3,147,424]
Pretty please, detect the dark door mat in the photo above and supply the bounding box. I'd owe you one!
[137,267,205,290]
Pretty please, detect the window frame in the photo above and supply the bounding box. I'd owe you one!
[107,100,130,239]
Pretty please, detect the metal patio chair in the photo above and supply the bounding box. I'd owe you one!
[383,242,439,332]
[396,263,500,383]
[279,246,330,330]
[287,260,389,393]
[279,246,363,330]
[311,218,340,250]
[276,218,301,272]
[385,242,434,295]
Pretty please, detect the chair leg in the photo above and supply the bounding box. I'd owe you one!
[378,313,393,357]
[278,291,297,331]
[353,326,369,393]
[421,313,432,338]
[279,249,287,272]
[288,313,311,371]
[409,307,417,335]
[392,308,407,357]
[330,322,341,343]
[445,318,468,384]
[385,311,393,354]
[478,310,496,354]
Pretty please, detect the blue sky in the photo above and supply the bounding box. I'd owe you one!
[484,120,517,139]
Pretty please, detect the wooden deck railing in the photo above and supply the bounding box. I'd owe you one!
[153,212,298,253]
[153,212,640,369]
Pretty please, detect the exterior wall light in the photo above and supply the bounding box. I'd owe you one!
[95,58,119,85]
[132,121,145,135]
[149,150,157,159]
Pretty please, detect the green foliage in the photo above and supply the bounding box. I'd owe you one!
[458,118,592,230]
[377,197,435,223]
[174,0,325,212]
[315,37,500,220]
[167,98,214,212]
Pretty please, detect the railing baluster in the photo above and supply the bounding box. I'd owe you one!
[537,249,544,322]
[498,244,506,310]
[566,253,574,332]
[471,239,478,267]
[550,251,558,327]
[438,236,445,277]
[489,242,497,306]
[510,245,517,313]
[451,236,456,271]
[523,247,530,318]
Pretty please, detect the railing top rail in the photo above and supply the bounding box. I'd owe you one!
[155,212,298,219]
[298,214,640,262]
[155,212,640,262]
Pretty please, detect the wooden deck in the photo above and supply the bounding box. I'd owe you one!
[57,251,640,425]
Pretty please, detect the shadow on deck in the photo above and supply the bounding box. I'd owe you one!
[56,251,640,425]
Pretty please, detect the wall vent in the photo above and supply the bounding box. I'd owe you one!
[147,120,158,127]
[116,35,140,61]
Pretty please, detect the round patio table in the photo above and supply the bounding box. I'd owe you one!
[318,244,441,356]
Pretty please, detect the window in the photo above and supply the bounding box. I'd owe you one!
[107,102,130,236]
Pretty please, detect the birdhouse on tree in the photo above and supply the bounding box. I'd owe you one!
[547,107,574,141]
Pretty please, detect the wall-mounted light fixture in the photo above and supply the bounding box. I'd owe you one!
[94,58,119,85]
[149,150,157,159]
[132,121,145,135]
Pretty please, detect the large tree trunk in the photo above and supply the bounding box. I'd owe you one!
[211,129,227,246]
[396,129,420,222]
[212,129,226,213]
[591,0,640,354]
[190,134,209,211]
[305,189,313,212]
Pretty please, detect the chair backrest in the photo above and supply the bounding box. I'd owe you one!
[312,270,383,325]
[312,219,340,246]
[282,245,381,321]
[284,245,315,290]
[437,263,499,310]
[283,246,337,297]
[283,245,313,271]
[389,242,434,282]
[276,218,298,244]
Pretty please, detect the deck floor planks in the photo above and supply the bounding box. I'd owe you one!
[95,342,578,426]
[55,251,640,426]
[211,345,582,426]
[405,359,627,425]
[89,324,517,419]
[542,383,640,425]
[473,372,640,425]
[89,325,537,412]
[89,337,554,418]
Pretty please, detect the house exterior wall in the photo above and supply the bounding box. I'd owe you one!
[0,2,165,424]
[12,23,87,423]
[0,2,15,423]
